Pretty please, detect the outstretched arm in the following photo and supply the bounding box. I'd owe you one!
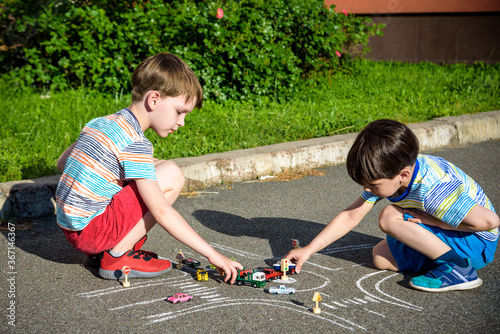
[135,178,243,283]
[285,197,373,273]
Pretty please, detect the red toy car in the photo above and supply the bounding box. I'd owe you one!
[261,268,282,281]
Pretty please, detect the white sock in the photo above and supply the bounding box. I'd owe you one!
[109,249,127,257]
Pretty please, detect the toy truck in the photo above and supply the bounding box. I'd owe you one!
[235,269,266,288]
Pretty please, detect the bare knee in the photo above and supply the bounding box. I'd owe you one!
[155,160,185,193]
[378,205,404,234]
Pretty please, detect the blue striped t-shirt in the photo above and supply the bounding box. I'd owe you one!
[56,109,156,231]
[361,154,498,241]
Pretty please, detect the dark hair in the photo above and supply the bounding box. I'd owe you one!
[346,119,419,185]
[131,52,203,109]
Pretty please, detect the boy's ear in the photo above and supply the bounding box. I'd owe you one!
[146,91,161,111]
[400,166,413,182]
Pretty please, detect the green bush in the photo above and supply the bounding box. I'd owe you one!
[0,0,383,100]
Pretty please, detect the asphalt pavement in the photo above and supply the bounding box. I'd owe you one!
[1,139,499,333]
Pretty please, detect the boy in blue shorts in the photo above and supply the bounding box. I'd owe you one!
[56,52,243,282]
[285,119,499,292]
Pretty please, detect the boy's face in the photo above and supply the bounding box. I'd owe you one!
[362,165,413,198]
[362,175,404,198]
[150,94,197,138]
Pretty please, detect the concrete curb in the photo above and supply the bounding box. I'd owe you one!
[1,110,499,222]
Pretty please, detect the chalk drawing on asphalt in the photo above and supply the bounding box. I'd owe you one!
[75,242,422,330]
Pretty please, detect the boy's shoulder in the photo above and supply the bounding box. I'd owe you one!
[417,154,456,176]
[77,108,153,164]
[84,108,146,142]
[416,154,474,188]
[86,108,135,128]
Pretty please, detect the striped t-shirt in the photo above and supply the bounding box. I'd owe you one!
[361,154,498,241]
[56,109,156,231]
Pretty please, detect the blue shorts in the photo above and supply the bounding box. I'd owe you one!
[387,223,498,272]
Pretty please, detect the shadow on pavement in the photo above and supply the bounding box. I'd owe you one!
[193,209,383,267]
[1,217,84,266]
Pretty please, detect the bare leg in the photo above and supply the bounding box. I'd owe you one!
[372,239,399,271]
[111,160,185,252]
[377,205,451,262]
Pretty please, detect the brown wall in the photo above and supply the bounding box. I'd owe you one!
[367,13,500,64]
[324,1,500,63]
[325,0,500,14]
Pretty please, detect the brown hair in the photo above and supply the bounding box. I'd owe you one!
[346,119,419,185]
[131,52,203,109]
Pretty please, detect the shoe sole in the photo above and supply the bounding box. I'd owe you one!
[409,277,483,292]
[98,265,172,280]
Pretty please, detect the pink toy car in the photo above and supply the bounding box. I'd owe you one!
[167,293,194,304]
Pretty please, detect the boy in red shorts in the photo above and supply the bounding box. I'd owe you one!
[56,52,243,282]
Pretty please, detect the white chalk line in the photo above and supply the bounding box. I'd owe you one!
[108,286,223,311]
[205,297,229,302]
[79,242,418,329]
[356,271,423,311]
[295,270,330,293]
[323,295,382,312]
[323,302,338,310]
[200,294,223,299]
[364,308,386,318]
[323,311,367,331]
[343,298,366,305]
[302,261,344,271]
[109,297,171,311]
[77,273,189,298]
[375,273,423,310]
[330,300,348,308]
[210,243,263,259]
[144,298,360,330]
[183,287,218,294]
[300,244,374,271]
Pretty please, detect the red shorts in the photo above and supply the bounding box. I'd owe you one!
[62,181,149,255]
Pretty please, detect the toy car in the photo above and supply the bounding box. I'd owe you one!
[167,293,194,303]
[260,268,282,281]
[182,258,201,267]
[268,285,296,295]
[197,269,208,281]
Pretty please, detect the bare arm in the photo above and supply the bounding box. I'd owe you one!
[285,197,374,273]
[57,142,77,172]
[135,178,243,283]
[405,205,500,232]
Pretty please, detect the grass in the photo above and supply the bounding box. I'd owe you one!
[1,60,499,182]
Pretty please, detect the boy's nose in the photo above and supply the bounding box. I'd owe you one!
[177,116,185,127]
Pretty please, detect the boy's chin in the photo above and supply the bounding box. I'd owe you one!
[154,130,170,138]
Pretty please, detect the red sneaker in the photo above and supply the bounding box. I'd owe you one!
[84,235,158,268]
[99,249,172,280]
[133,235,158,259]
